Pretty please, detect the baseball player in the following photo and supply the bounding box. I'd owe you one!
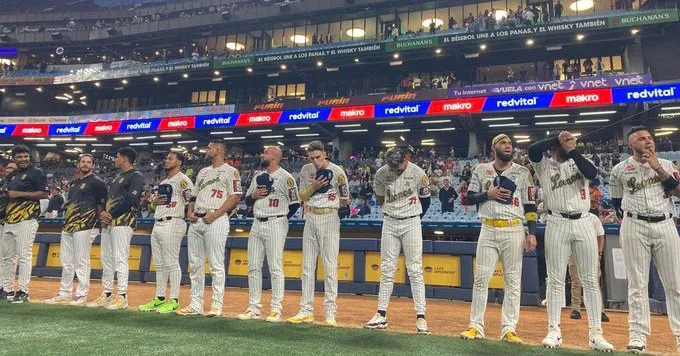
[237,146,299,322]
[0,145,49,303]
[0,162,17,301]
[86,147,144,310]
[568,212,609,322]
[137,152,193,314]
[287,141,349,326]
[610,126,680,353]
[459,134,537,344]
[43,154,107,306]
[363,147,431,334]
[177,140,241,317]
[528,131,613,351]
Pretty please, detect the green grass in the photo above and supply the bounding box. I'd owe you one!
[0,303,627,356]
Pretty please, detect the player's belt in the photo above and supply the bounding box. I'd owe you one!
[310,208,336,215]
[548,210,584,220]
[256,215,286,222]
[626,211,672,223]
[481,218,522,228]
[156,216,183,222]
[384,214,419,220]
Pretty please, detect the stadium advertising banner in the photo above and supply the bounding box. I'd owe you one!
[384,38,438,52]
[3,82,680,136]
[70,104,235,123]
[609,9,680,28]
[146,60,212,75]
[447,73,651,97]
[0,47,18,58]
[213,56,255,69]
[254,43,383,64]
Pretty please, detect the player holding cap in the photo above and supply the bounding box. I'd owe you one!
[87,147,144,310]
[610,126,680,353]
[459,134,537,344]
[237,146,300,322]
[178,140,241,317]
[138,152,193,314]
[287,141,349,326]
[43,154,107,306]
[528,131,613,351]
[364,147,431,334]
[0,145,49,303]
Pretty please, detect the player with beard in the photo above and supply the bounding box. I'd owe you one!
[43,154,107,306]
[460,134,537,343]
[138,152,193,313]
[529,131,613,351]
[237,146,300,322]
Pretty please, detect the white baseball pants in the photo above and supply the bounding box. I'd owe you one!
[247,216,288,314]
[300,212,340,318]
[151,219,186,300]
[58,228,98,298]
[187,215,229,311]
[101,225,134,296]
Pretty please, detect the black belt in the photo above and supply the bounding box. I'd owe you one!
[195,213,207,218]
[256,215,285,222]
[385,214,419,220]
[548,210,583,220]
[626,212,672,223]
[156,216,182,222]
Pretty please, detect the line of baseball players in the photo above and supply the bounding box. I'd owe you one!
[1,127,679,353]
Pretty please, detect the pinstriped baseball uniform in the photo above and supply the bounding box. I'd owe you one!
[151,172,192,300]
[611,157,680,340]
[0,183,16,294]
[0,165,48,294]
[58,174,108,298]
[245,168,299,314]
[299,162,349,319]
[188,163,241,311]
[101,170,144,296]
[467,162,534,337]
[531,156,602,332]
[568,213,606,312]
[374,161,429,315]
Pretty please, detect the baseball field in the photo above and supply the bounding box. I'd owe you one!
[0,278,675,355]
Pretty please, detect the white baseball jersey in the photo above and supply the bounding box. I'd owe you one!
[155,172,193,219]
[191,163,241,212]
[246,168,300,218]
[531,156,590,213]
[468,162,534,220]
[300,162,349,209]
[610,157,678,215]
[374,162,430,218]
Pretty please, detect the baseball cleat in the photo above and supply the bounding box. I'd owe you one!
[11,290,29,304]
[324,318,337,327]
[138,298,165,312]
[287,311,314,324]
[570,310,582,320]
[601,312,610,322]
[43,295,71,305]
[206,307,222,318]
[175,305,202,316]
[156,299,179,314]
[589,335,614,352]
[85,294,112,308]
[627,339,646,354]
[542,329,562,349]
[0,288,7,301]
[236,309,261,320]
[501,331,523,344]
[459,327,483,340]
[416,318,430,335]
[265,311,282,323]
[364,313,388,330]
[6,291,15,302]
[68,295,87,306]
[105,296,128,310]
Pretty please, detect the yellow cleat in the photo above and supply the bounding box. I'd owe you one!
[459,327,483,340]
[175,305,202,316]
[287,311,314,324]
[501,331,523,344]
[324,319,337,327]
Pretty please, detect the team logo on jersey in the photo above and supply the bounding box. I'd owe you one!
[80,183,86,189]
[233,170,240,179]
[180,180,188,189]
[21,174,27,180]
[627,176,661,194]
[484,181,492,191]
[421,175,428,186]
[287,177,295,188]
[338,175,346,184]
[625,165,636,172]
[550,172,581,191]
[119,178,124,184]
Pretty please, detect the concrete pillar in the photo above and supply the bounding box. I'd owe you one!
[624,39,645,75]
[468,132,479,157]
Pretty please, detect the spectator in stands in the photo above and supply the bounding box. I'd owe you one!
[554,0,563,19]
[359,181,374,201]
[429,21,436,34]
[46,186,64,218]
[596,58,605,76]
[461,163,472,183]
[357,198,371,217]
[507,66,515,83]
[519,65,528,82]
[439,178,458,213]
[584,58,594,76]
[312,33,318,44]
[589,180,601,216]
[458,181,470,213]
[541,3,549,23]
[449,17,457,29]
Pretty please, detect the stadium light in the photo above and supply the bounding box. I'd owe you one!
[422,119,451,124]
[346,28,365,38]
[421,139,434,143]
[317,61,323,67]
[247,67,253,73]
[177,140,198,144]
[422,18,443,28]
[54,96,69,101]
[284,127,309,131]
[661,106,680,111]
[129,143,149,146]
[94,82,101,87]
[426,127,456,132]
[631,28,640,35]
[656,127,679,131]
[153,77,160,82]
[488,123,520,127]
[399,136,406,141]
[422,142,435,146]
[280,64,287,70]
[224,136,247,141]
[435,48,442,54]
[375,121,403,126]
[535,121,568,125]
[579,110,616,116]
[153,142,174,145]
[289,35,309,44]
[261,135,284,139]
[209,131,233,135]
[576,34,585,41]
[137,135,157,140]
[214,70,221,76]
[574,119,610,124]
[248,129,272,133]
[69,85,76,90]
[182,73,189,79]
[121,79,128,84]
[481,117,514,121]
[23,137,45,141]
[656,131,674,136]
[381,141,396,144]
[480,44,487,50]
[0,88,5,92]
[113,136,134,141]
[49,137,71,141]
[36,143,57,147]
[335,124,361,128]
[535,113,568,118]
[354,58,359,63]
[393,53,400,59]
[513,135,530,139]
[75,137,97,141]
[343,129,368,133]
[160,133,182,138]
[526,39,534,46]
[296,133,319,137]
[383,129,410,133]
[36,87,42,92]
[277,141,285,146]
[91,143,112,147]
[516,139,531,143]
